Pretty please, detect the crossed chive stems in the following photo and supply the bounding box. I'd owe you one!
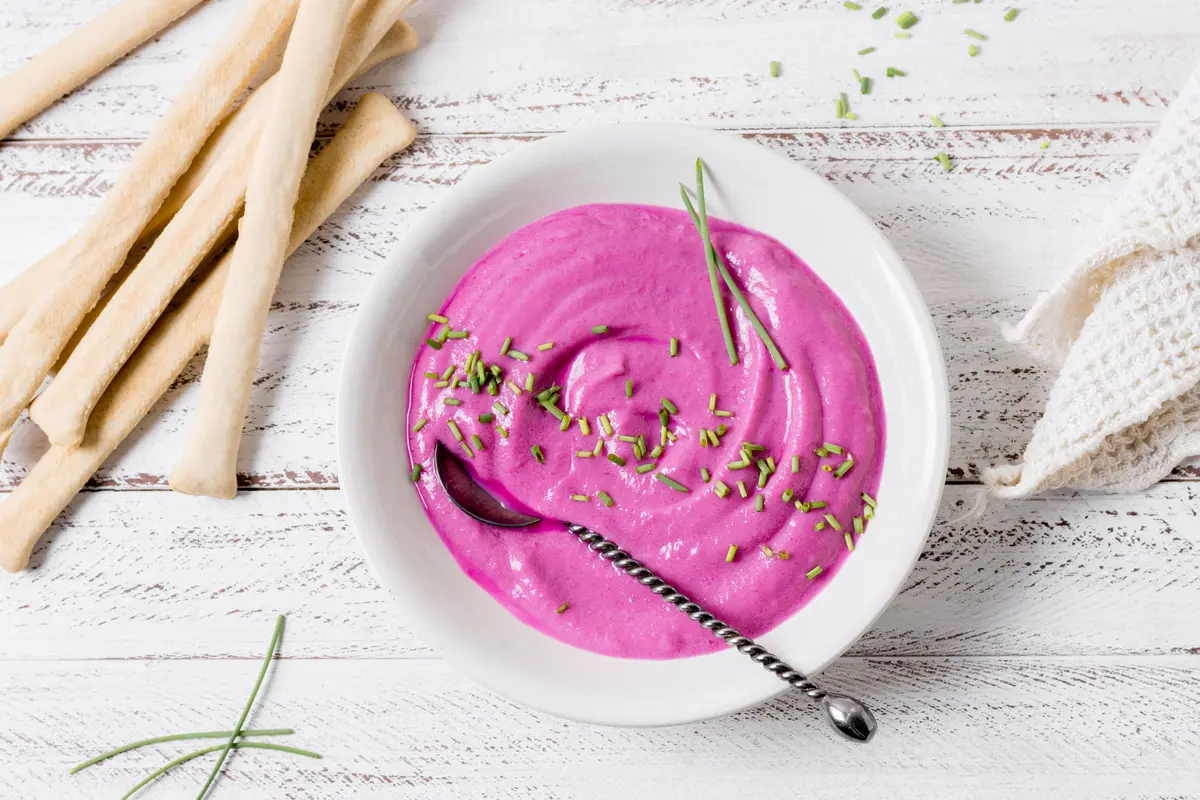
[71,616,318,799]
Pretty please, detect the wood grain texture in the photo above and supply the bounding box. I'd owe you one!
[3,484,1198,661]
[5,656,1200,799]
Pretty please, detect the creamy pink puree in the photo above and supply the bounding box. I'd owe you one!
[406,204,884,659]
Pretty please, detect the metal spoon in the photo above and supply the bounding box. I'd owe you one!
[433,442,878,742]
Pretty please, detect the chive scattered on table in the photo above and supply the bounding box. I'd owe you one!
[755,495,764,512]
[1004,8,1019,22]
[935,151,954,171]
[412,418,427,433]
[846,532,856,551]
[461,441,475,459]
[872,5,887,18]
[531,444,545,464]
[896,10,918,28]
[858,46,877,55]
[598,490,615,507]
[657,474,690,493]
[845,112,858,121]
[770,61,781,78]
[886,66,906,77]
[860,76,871,95]
[670,337,679,357]
[930,114,945,128]
[683,162,737,365]
[894,31,911,38]
[806,566,824,580]
[618,435,639,444]
[608,453,627,467]
[410,464,422,482]
[636,462,657,474]
[968,43,980,57]
[726,544,738,562]
[591,324,610,334]
[1041,140,1050,149]
[964,28,987,40]
[844,1,862,9]
[427,313,449,324]
[853,68,861,82]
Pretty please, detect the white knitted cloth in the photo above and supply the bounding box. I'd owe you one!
[984,63,1200,497]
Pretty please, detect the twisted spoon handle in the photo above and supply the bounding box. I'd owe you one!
[565,523,877,743]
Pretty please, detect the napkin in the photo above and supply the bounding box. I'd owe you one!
[984,63,1200,497]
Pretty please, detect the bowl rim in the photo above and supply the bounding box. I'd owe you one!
[337,121,949,727]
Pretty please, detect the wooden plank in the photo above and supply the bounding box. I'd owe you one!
[0,0,1196,140]
[3,484,1198,661]
[5,655,1199,798]
[0,127,1152,487]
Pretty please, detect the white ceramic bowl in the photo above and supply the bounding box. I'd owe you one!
[338,122,948,727]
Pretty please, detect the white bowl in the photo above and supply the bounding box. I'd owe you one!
[338,122,948,727]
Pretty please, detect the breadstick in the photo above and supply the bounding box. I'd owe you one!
[0,17,417,348]
[0,0,300,439]
[0,0,208,142]
[0,93,416,573]
[31,3,414,448]
[169,0,359,499]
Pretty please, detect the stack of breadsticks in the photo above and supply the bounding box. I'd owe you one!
[0,0,422,572]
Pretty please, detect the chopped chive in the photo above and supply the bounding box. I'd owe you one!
[506,379,522,395]
[836,97,845,119]
[476,361,486,383]
[930,114,945,128]
[656,474,690,493]
[835,456,856,478]
[579,418,591,435]
[608,453,627,467]
[845,112,859,121]
[669,337,679,357]
[471,434,485,451]
[591,324,610,334]
[823,465,833,472]
[841,91,850,113]
[618,435,639,443]
[766,456,776,473]
[755,494,764,512]
[709,393,717,412]
[894,31,911,38]
[714,480,731,498]
[461,441,475,459]
[806,566,824,580]
[727,459,750,470]
[726,544,738,562]
[500,336,512,356]
[599,415,613,436]
[493,401,509,416]
[425,338,442,350]
[466,350,478,373]
[846,532,855,551]
[762,545,775,558]
[770,60,781,78]
[576,450,593,458]
[594,437,604,456]
[441,365,457,380]
[478,413,495,424]
[433,380,450,389]
[637,433,646,450]
[427,313,449,324]
[713,409,734,418]
[706,430,720,447]
[824,513,843,531]
[532,444,545,464]
[858,46,877,55]
[412,418,428,433]
[699,430,708,448]
[860,76,871,95]
[597,490,615,508]
[844,1,862,8]
[435,326,450,344]
[935,151,954,171]
[447,420,463,441]
[410,464,422,482]
[1005,9,1021,24]
[886,67,907,77]
[683,165,737,365]
[809,501,828,510]
[650,445,663,458]
[444,398,462,406]
[1040,140,1050,149]
[896,10,918,28]
[507,350,530,362]
[658,408,671,427]
[853,516,865,534]
[852,68,861,82]
[537,342,554,351]
[796,500,809,512]
[559,415,571,432]
[968,43,980,56]
[423,371,439,380]
[964,28,987,40]
[661,398,678,414]
[625,379,634,398]
[666,430,677,443]
[781,488,794,503]
[823,443,843,455]
[778,551,790,560]
[700,467,711,483]
[571,494,589,502]
[737,480,748,498]
[446,330,469,340]
[541,402,567,421]
[556,602,570,614]
[497,426,509,439]
[865,506,874,519]
[862,492,878,508]
[791,455,800,473]
[872,6,887,18]
[486,381,499,397]
[636,462,657,474]
[756,459,770,475]
[525,373,535,392]
[535,386,560,402]
[757,471,768,489]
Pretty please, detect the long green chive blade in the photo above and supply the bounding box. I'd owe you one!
[532,444,545,464]
[858,46,877,55]
[1004,7,1019,22]
[755,494,764,512]
[636,462,657,474]
[409,463,422,482]
[872,5,887,18]
[508,350,530,362]
[556,602,570,614]
[791,454,800,473]
[656,473,690,493]
[964,28,987,40]
[70,729,296,775]
[862,491,878,508]
[806,565,824,580]
[669,337,679,357]
[500,336,512,356]
[608,453,627,467]
[412,418,427,433]
[598,490,615,507]
[770,60,781,78]
[427,313,449,323]
[968,43,980,56]
[537,342,554,351]
[726,544,738,562]
[686,163,738,365]
[896,10,918,28]
[854,516,865,534]
[591,324,610,334]
[471,434,485,451]
[625,378,634,398]
[662,397,678,414]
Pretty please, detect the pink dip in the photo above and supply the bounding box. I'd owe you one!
[406,204,884,659]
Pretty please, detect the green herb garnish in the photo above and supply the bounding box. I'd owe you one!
[835,455,856,478]
[591,324,610,334]
[661,397,678,414]
[412,418,427,433]
[425,338,442,350]
[571,494,590,502]
[968,43,980,56]
[608,453,627,467]
[886,66,906,77]
[599,415,613,436]
[700,467,711,483]
[447,420,463,441]
[858,46,877,55]
[409,464,422,482]
[755,494,764,512]
[930,114,945,128]
[806,565,824,580]
[532,444,545,464]
[894,31,911,38]
[559,414,571,432]
[461,441,475,459]
[576,450,594,458]
[845,532,855,551]
[444,398,462,406]
[525,373,535,392]
[507,350,530,362]
[896,10,918,28]
[823,442,843,455]
[445,330,469,340]
[670,337,679,357]
[964,28,987,39]
[500,336,512,356]
[556,602,570,614]
[636,462,657,474]
[714,480,732,498]
[427,313,449,324]
[853,516,864,534]
[471,434,485,451]
[809,501,828,510]
[824,513,843,531]
[1004,8,1019,22]
[844,1,862,8]
[860,76,871,95]
[770,61,781,78]
[781,488,794,503]
[862,491,877,508]
[726,544,738,562]
[598,490,615,507]
[537,342,554,351]
[791,455,800,473]
[682,162,738,365]
[579,417,591,435]
[737,480,748,498]
[935,151,954,171]
[625,379,634,398]
[872,6,887,18]
[657,474,690,493]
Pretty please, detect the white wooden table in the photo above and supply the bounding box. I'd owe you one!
[3,1,1200,797]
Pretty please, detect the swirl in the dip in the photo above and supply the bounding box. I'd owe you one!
[407,204,884,659]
